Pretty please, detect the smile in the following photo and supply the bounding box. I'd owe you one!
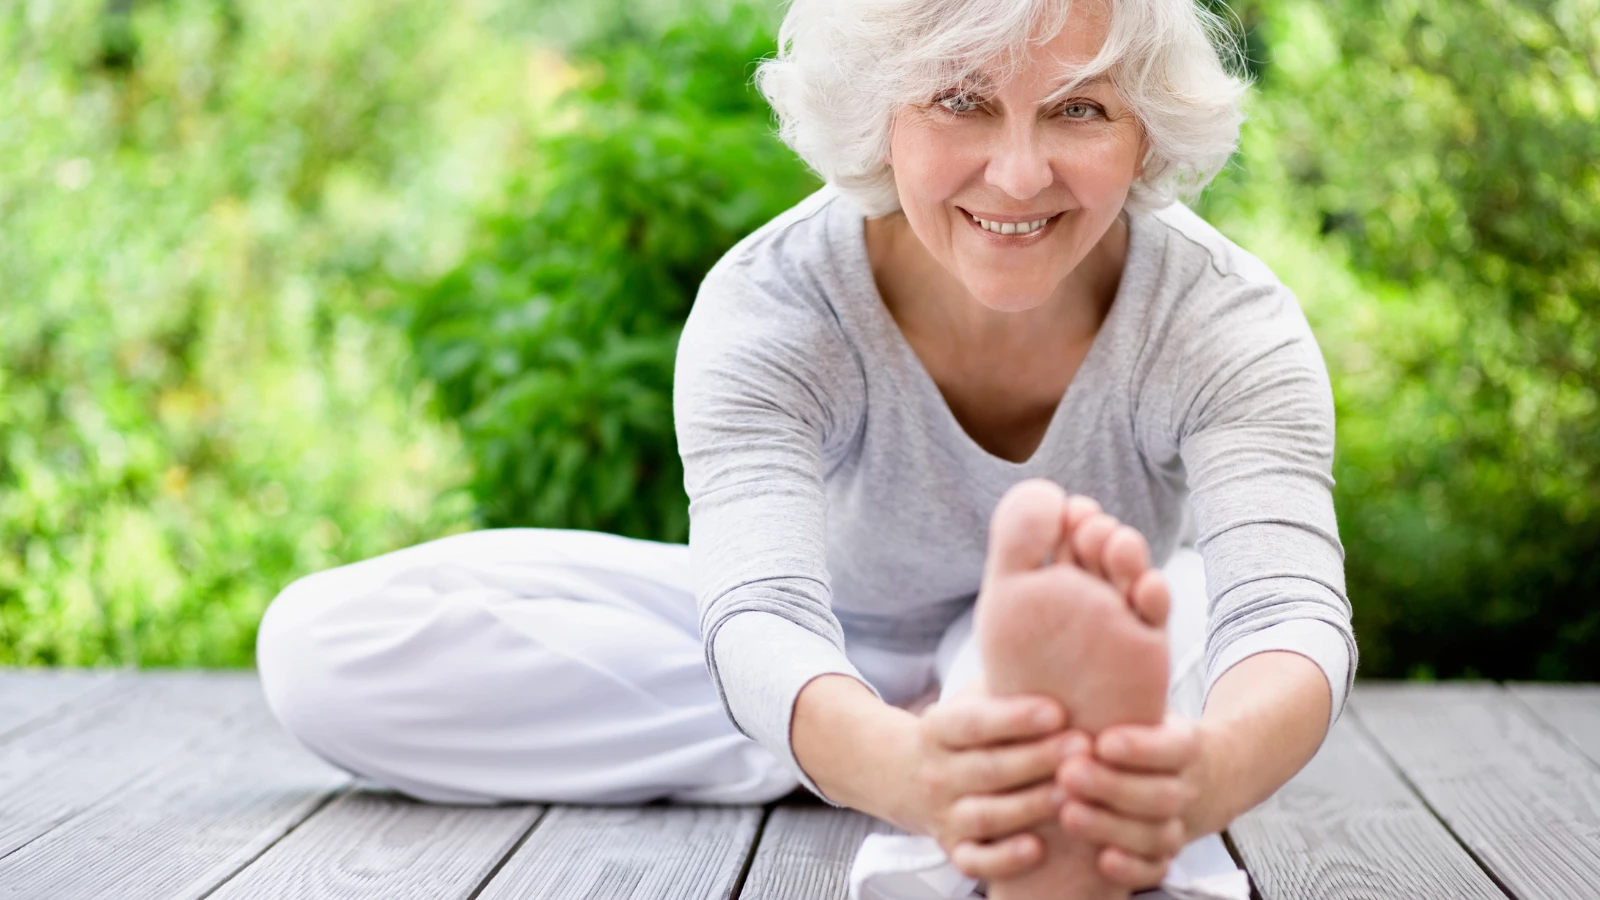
[960,208,1062,240]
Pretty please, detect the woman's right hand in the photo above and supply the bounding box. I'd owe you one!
[897,679,1087,881]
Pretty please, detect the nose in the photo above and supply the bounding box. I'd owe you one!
[984,120,1052,200]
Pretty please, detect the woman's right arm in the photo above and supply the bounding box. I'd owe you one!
[676,264,1070,879]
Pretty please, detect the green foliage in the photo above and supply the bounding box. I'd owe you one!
[403,4,819,541]
[0,0,526,665]
[1203,0,1600,677]
[5,0,1595,678]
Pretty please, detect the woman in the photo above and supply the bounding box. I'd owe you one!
[255,0,1355,897]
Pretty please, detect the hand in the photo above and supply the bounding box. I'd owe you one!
[899,679,1084,882]
[1053,711,1206,889]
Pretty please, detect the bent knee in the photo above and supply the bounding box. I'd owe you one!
[256,577,339,746]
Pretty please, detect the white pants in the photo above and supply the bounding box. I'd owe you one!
[255,528,1209,808]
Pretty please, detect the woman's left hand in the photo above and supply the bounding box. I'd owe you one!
[1052,711,1208,889]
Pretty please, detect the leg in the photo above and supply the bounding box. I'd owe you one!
[255,528,799,806]
[971,480,1170,900]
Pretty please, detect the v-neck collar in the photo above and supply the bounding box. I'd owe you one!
[834,198,1147,472]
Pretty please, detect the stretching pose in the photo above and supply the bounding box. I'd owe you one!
[255,0,1355,897]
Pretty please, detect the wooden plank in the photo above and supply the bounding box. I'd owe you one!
[207,791,543,899]
[0,668,123,740]
[475,804,763,900]
[1354,682,1600,897]
[1508,683,1600,768]
[740,805,903,900]
[0,679,351,900]
[0,671,261,860]
[1227,713,1505,900]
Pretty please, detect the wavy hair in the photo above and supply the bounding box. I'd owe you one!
[754,0,1250,215]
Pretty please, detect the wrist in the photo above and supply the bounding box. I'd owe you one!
[1186,717,1238,839]
[791,674,920,820]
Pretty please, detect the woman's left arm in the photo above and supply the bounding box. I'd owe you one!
[1053,267,1354,887]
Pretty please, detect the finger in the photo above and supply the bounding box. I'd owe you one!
[1102,524,1151,598]
[985,479,1068,578]
[1070,512,1119,579]
[951,732,1075,795]
[1060,800,1187,860]
[1096,714,1201,773]
[1100,845,1172,891]
[949,833,1044,881]
[947,782,1060,842]
[929,694,1067,749]
[1130,570,1170,628]
[1057,756,1188,820]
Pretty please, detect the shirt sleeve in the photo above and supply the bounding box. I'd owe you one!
[673,263,879,804]
[1157,278,1357,730]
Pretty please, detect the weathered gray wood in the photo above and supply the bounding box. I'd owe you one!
[0,668,123,740]
[207,791,542,899]
[1355,682,1600,897]
[1227,713,1504,899]
[0,671,261,860]
[740,806,903,900]
[0,680,350,899]
[476,804,762,900]
[1508,683,1600,768]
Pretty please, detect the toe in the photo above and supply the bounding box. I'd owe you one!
[986,478,1070,579]
[1070,512,1119,578]
[1131,571,1171,628]
[1103,525,1152,597]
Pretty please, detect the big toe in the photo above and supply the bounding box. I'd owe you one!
[985,478,1069,579]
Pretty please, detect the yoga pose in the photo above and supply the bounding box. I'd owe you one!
[255,0,1355,897]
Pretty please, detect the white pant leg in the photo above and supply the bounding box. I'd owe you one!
[255,528,799,806]
[932,545,1210,711]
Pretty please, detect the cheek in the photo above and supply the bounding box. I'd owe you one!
[1053,131,1143,202]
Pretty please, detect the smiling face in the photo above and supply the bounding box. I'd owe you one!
[885,4,1146,312]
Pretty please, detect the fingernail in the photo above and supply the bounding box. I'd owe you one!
[1104,735,1129,757]
[1061,734,1089,758]
[1033,707,1057,729]
[1050,785,1067,805]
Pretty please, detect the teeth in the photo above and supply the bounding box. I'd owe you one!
[969,213,1052,235]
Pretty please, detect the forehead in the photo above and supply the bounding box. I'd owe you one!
[963,4,1112,90]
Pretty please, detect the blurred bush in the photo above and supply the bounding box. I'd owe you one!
[4,0,1595,677]
[0,0,530,664]
[1203,0,1599,678]
[402,4,818,541]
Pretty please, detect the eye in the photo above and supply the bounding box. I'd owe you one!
[935,89,983,114]
[1061,102,1101,120]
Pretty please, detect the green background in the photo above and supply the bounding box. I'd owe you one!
[2,0,1596,679]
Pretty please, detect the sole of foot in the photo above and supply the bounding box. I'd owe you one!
[974,478,1171,900]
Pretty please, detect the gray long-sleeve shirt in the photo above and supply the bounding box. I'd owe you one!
[673,185,1356,801]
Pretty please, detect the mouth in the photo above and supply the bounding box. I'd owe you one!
[959,207,1063,244]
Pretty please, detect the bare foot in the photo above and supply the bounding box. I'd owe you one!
[974,479,1169,900]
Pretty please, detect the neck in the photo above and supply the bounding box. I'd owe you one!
[864,211,1129,352]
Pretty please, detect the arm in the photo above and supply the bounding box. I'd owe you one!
[791,673,922,825]
[674,264,879,802]
[1186,650,1330,837]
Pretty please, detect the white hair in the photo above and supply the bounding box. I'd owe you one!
[754,0,1250,215]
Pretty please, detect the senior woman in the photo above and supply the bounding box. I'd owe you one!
[254,0,1355,897]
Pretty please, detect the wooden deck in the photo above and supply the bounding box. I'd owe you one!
[3,671,1600,898]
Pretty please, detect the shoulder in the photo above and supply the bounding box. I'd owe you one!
[1134,203,1322,363]
[676,186,867,440]
[695,184,850,320]
[1130,204,1333,441]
